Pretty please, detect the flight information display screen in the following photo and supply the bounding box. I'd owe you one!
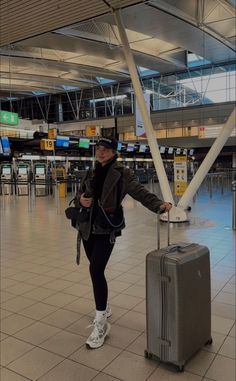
[159,146,166,154]
[79,138,90,149]
[117,142,123,152]
[127,143,135,152]
[56,136,70,148]
[1,136,11,154]
[139,144,146,153]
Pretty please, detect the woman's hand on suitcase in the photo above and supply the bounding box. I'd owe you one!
[159,202,172,213]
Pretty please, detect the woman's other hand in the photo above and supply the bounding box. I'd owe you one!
[80,193,93,208]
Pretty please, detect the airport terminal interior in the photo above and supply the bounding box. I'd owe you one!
[0,1,235,381]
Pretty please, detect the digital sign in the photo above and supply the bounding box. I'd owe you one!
[159,146,166,154]
[127,143,135,152]
[0,139,3,155]
[1,136,11,155]
[18,166,27,175]
[0,111,19,125]
[35,167,45,175]
[139,144,146,153]
[2,166,11,175]
[117,142,123,152]
[56,136,70,148]
[79,138,90,149]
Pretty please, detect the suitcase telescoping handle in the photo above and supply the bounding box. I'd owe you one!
[157,210,170,250]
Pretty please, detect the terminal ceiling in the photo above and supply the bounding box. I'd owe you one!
[0,0,235,99]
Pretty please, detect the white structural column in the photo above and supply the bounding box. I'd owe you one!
[178,108,236,210]
[114,10,175,207]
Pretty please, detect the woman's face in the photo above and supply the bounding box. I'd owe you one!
[96,145,116,166]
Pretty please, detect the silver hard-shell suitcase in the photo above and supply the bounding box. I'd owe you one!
[145,213,212,371]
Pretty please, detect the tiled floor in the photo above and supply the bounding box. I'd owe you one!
[0,182,235,381]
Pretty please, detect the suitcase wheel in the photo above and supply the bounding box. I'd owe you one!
[205,338,213,346]
[177,365,184,372]
[144,350,152,359]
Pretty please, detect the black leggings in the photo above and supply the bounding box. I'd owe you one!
[83,234,114,311]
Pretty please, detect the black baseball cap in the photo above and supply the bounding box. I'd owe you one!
[96,137,118,150]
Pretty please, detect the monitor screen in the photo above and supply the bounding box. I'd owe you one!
[189,149,194,156]
[0,139,3,155]
[176,148,181,155]
[79,138,90,149]
[36,167,45,175]
[2,167,11,175]
[168,147,174,154]
[117,142,122,152]
[1,136,11,154]
[18,167,27,175]
[127,143,135,152]
[139,144,146,153]
[56,136,69,148]
[183,148,187,155]
[159,146,166,154]
[134,144,139,152]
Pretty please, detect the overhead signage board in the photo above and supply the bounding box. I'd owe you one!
[48,128,57,139]
[85,125,101,137]
[0,111,19,126]
[198,127,205,139]
[199,125,236,139]
[174,155,188,196]
[40,139,54,151]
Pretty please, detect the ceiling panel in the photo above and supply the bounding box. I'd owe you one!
[114,3,235,62]
[15,31,186,72]
[0,0,145,47]
[0,0,234,99]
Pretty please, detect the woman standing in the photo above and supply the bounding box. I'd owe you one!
[74,136,172,349]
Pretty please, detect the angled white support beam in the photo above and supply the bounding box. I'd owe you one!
[114,11,174,202]
[178,108,236,210]
[114,10,189,222]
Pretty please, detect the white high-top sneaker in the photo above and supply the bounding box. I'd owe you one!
[86,319,111,349]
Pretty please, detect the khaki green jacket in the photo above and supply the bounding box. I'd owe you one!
[74,161,164,263]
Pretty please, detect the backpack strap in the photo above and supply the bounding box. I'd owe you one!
[69,198,75,206]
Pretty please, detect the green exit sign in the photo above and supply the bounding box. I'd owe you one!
[0,111,19,125]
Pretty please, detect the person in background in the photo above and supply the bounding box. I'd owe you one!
[74,136,172,349]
